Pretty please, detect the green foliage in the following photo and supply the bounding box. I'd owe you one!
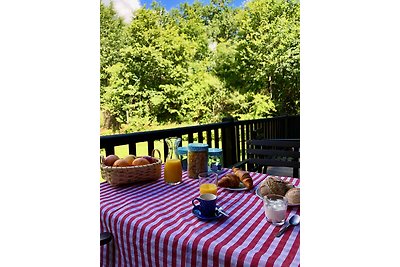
[100,0,300,133]
[100,3,125,88]
[233,0,300,114]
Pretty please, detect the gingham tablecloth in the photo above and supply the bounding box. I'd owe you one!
[100,168,300,267]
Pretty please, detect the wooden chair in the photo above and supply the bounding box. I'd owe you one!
[233,139,300,178]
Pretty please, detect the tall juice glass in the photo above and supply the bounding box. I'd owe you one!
[164,137,182,185]
[199,172,218,196]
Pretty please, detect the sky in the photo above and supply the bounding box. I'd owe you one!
[101,0,245,23]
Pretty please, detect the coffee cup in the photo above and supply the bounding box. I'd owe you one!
[192,193,217,217]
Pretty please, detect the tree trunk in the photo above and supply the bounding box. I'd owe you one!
[102,110,121,131]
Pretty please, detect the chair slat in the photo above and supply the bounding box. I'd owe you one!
[248,158,300,168]
[247,149,300,158]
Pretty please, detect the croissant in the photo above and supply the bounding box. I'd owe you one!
[218,173,240,188]
[232,167,253,189]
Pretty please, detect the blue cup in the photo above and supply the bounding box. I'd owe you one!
[192,193,217,217]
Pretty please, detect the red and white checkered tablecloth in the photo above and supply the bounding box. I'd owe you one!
[100,168,300,267]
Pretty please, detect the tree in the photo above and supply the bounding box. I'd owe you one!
[100,2,126,130]
[233,0,300,115]
[99,0,300,132]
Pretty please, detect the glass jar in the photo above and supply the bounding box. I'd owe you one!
[177,146,188,171]
[164,137,182,185]
[208,148,223,173]
[187,143,208,178]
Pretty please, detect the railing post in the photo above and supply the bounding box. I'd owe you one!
[104,146,115,156]
[285,116,288,138]
[221,117,237,167]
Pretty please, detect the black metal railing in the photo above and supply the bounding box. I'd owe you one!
[100,115,299,167]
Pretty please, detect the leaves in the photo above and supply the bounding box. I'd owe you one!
[100,0,300,132]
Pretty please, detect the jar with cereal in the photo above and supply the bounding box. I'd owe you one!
[187,143,208,179]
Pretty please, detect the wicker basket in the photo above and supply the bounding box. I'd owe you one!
[100,155,162,186]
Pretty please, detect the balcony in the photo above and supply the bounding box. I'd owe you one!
[100,115,300,168]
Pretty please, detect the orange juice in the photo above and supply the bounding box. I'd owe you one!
[164,159,182,184]
[200,183,217,196]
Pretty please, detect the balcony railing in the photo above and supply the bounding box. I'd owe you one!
[100,115,300,167]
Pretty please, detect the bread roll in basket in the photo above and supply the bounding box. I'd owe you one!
[285,188,300,205]
[258,176,300,205]
[260,176,293,196]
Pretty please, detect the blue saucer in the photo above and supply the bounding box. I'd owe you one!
[192,205,223,221]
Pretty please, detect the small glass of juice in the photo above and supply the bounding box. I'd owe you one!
[198,172,218,196]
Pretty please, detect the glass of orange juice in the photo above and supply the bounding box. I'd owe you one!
[199,172,218,196]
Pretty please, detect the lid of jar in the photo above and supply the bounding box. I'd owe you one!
[208,148,223,156]
[177,146,188,155]
[188,143,208,152]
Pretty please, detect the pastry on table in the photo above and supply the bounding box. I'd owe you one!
[232,167,253,189]
[285,188,300,205]
[218,168,254,189]
[218,173,240,188]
